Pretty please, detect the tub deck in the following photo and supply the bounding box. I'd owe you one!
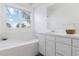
[0,39,39,56]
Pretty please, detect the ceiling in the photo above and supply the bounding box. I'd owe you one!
[3,3,32,11]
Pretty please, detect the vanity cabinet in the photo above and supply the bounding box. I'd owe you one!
[46,35,55,56]
[56,36,72,56]
[55,36,79,56]
[36,33,79,56]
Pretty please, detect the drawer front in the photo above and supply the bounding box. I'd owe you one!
[73,39,79,47]
[56,43,71,56]
[56,36,71,45]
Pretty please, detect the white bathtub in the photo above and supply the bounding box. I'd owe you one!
[0,32,39,56]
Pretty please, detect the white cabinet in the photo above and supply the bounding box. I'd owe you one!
[37,34,55,56]
[37,34,46,55]
[56,36,72,56]
[37,33,77,56]
[46,35,55,56]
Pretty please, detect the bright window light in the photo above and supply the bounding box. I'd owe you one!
[9,8,15,15]
[5,6,32,28]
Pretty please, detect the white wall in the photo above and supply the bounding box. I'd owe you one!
[47,3,79,33]
[33,3,53,33]
[34,6,47,33]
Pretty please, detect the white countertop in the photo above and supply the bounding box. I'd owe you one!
[37,32,79,39]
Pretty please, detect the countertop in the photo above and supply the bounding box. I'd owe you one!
[36,32,79,39]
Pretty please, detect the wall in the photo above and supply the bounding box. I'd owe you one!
[34,6,47,33]
[33,3,53,33]
[47,3,79,33]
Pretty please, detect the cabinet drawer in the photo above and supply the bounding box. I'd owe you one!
[56,43,71,56]
[73,39,79,47]
[56,36,71,45]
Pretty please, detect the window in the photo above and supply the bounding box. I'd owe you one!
[5,6,32,28]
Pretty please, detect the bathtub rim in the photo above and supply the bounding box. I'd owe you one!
[0,39,39,51]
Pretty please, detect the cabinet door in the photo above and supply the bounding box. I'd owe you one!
[46,36,55,56]
[56,42,71,56]
[38,34,46,55]
[72,47,79,56]
[73,39,79,47]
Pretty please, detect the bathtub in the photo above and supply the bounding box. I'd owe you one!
[0,32,39,56]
